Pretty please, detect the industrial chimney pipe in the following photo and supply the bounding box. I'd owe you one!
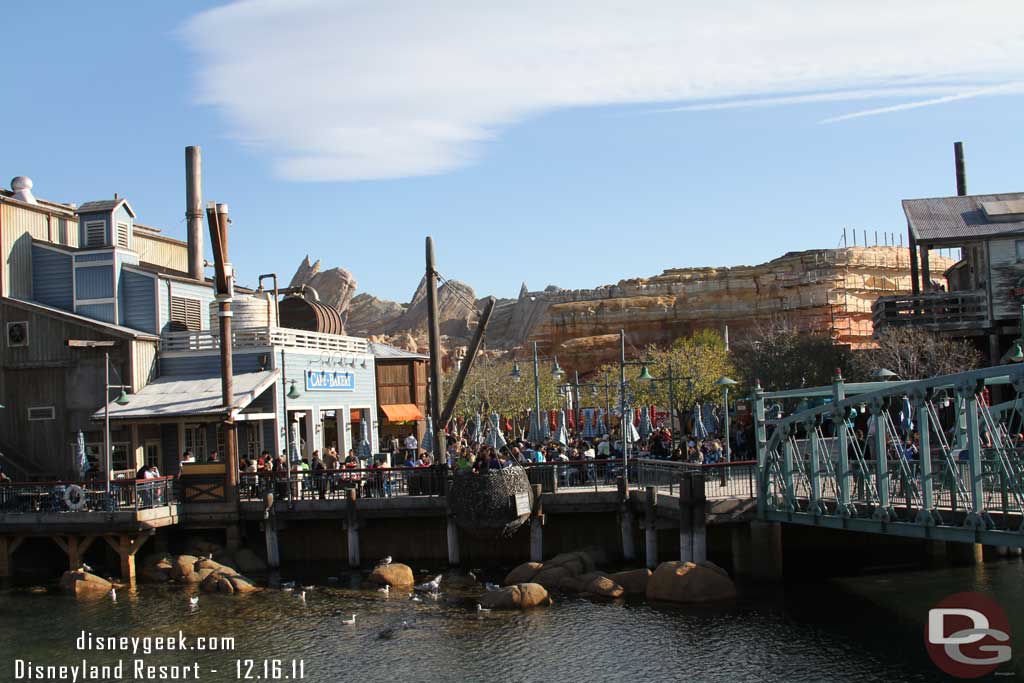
[954,141,967,196]
[185,146,205,281]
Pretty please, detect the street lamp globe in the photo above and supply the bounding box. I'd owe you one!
[871,368,899,380]
[550,356,564,378]
[510,361,522,382]
[287,381,301,399]
[637,364,654,381]
[114,390,130,406]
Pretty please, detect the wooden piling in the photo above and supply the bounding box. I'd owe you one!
[644,485,658,569]
[0,536,23,578]
[618,476,636,561]
[102,534,150,583]
[264,497,280,569]
[679,472,694,563]
[446,515,460,566]
[346,488,360,567]
[691,473,707,563]
[530,483,544,563]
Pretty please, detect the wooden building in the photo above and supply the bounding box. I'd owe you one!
[369,342,427,448]
[873,192,1024,362]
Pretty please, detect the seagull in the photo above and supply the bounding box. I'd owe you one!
[415,575,443,592]
[302,585,315,591]
[410,595,422,603]
[281,580,296,589]
[189,595,199,608]
[379,555,392,566]
[297,591,306,603]
[376,585,390,595]
[341,614,356,625]
[468,571,477,581]
[485,582,500,592]
[109,588,116,601]
[207,552,213,560]
[81,563,93,572]
[477,604,491,613]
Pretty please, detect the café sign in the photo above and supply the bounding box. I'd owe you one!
[304,369,355,392]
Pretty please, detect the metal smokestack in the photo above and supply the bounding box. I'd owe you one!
[185,146,204,280]
[954,141,967,196]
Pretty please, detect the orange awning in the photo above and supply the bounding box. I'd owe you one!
[379,403,424,422]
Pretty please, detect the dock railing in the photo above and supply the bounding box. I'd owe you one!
[636,459,757,499]
[0,476,177,513]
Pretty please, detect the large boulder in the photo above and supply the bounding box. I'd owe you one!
[232,548,268,574]
[169,555,199,582]
[368,563,414,587]
[645,561,737,603]
[503,562,542,585]
[558,572,608,593]
[479,583,552,610]
[583,576,624,599]
[141,556,173,583]
[59,570,112,599]
[194,558,239,577]
[531,565,572,590]
[608,568,652,595]
[543,551,594,576]
[227,575,261,594]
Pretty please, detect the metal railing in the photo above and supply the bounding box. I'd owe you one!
[0,476,177,513]
[160,326,369,354]
[636,459,757,499]
[872,290,989,331]
[238,468,446,501]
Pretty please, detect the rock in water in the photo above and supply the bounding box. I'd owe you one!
[478,583,552,610]
[645,561,737,603]
[169,555,200,582]
[583,576,625,599]
[59,570,113,599]
[607,568,652,595]
[503,562,542,585]
[368,563,415,588]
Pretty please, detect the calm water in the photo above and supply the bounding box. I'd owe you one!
[2,560,1023,683]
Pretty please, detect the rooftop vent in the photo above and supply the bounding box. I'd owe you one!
[10,176,37,205]
[981,200,1024,223]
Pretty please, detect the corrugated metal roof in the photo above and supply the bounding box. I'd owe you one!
[903,192,1024,244]
[96,369,280,420]
[77,198,135,216]
[368,341,428,360]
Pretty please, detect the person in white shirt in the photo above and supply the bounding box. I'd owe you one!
[404,433,418,461]
[597,436,611,458]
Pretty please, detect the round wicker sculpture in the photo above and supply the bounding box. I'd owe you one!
[448,466,533,539]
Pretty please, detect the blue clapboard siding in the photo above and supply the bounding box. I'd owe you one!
[121,269,157,333]
[75,251,113,263]
[114,204,134,250]
[31,245,73,310]
[159,349,267,377]
[158,278,217,333]
[263,420,277,455]
[77,303,116,324]
[77,212,110,247]
[75,265,114,300]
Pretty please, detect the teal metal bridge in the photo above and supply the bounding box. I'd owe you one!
[753,364,1024,547]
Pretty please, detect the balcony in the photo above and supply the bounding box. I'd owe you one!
[872,290,989,332]
[160,326,369,354]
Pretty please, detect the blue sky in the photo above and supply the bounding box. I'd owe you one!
[3,1,1023,301]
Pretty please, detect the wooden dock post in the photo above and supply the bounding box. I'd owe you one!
[102,534,150,583]
[644,486,658,569]
[530,483,544,563]
[691,472,707,563]
[264,495,280,569]
[618,476,636,561]
[346,488,360,568]
[0,536,23,578]
[446,515,460,566]
[679,472,693,563]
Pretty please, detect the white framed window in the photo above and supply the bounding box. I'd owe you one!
[144,439,162,469]
[169,296,203,331]
[116,222,130,249]
[184,424,207,459]
[27,406,55,421]
[85,220,106,247]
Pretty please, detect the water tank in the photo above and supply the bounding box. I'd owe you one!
[279,295,344,335]
[208,291,279,330]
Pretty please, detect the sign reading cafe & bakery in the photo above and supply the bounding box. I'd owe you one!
[305,369,355,391]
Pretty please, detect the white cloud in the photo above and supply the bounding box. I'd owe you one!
[183,1,1024,181]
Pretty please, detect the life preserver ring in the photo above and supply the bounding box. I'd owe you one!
[64,484,88,511]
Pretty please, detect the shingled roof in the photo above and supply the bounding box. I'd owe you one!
[903,192,1024,245]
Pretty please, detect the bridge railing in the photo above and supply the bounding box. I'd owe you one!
[0,476,176,513]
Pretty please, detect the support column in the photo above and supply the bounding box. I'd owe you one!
[963,388,985,527]
[916,394,934,524]
[644,486,658,569]
[618,477,636,561]
[834,373,851,516]
[691,472,707,563]
[103,534,150,582]
[730,524,752,579]
[947,541,983,566]
[264,498,280,569]
[679,472,694,563]
[346,488,360,568]
[225,525,241,552]
[529,483,543,563]
[871,400,891,520]
[446,515,460,566]
[749,520,783,582]
[0,536,23,578]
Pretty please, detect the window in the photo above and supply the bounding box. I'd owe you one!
[169,296,203,331]
[111,442,130,472]
[6,321,29,347]
[85,220,106,247]
[1015,240,1024,263]
[144,439,162,469]
[116,222,130,249]
[184,424,207,459]
[27,406,55,421]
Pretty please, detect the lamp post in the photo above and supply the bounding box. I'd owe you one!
[715,377,738,462]
[639,362,678,452]
[871,368,900,381]
[510,342,564,443]
[65,340,130,496]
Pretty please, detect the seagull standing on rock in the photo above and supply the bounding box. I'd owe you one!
[379,556,392,566]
